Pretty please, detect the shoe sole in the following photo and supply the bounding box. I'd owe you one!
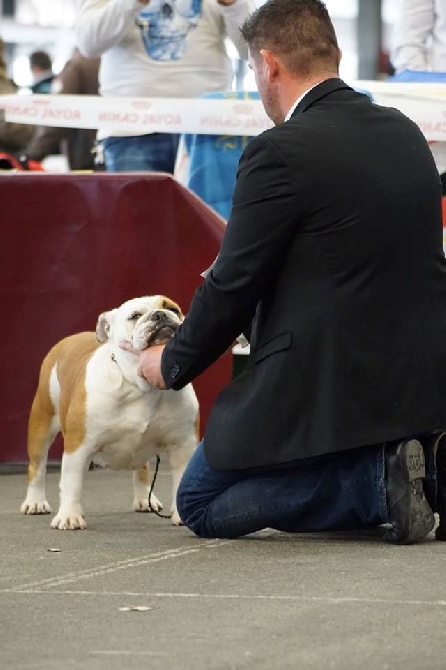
[419,433,446,541]
[385,439,435,545]
[435,435,446,541]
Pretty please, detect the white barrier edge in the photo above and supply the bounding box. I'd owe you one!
[1,80,446,140]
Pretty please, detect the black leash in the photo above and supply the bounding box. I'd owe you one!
[148,455,172,519]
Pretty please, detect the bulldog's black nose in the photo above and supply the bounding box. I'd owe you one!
[151,310,167,323]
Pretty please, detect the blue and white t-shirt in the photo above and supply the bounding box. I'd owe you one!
[137,0,202,61]
[76,0,254,136]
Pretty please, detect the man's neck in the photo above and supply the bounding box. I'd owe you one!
[282,72,339,120]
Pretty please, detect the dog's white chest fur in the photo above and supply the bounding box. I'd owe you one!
[80,346,198,470]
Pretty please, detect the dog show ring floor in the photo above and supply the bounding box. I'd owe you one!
[1,461,445,670]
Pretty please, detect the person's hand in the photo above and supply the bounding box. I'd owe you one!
[119,341,166,389]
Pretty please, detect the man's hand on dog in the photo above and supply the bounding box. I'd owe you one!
[119,341,166,389]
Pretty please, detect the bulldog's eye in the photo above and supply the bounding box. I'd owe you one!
[128,312,142,321]
[167,306,181,317]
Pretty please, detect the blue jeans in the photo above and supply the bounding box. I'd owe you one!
[103,133,180,173]
[177,441,389,539]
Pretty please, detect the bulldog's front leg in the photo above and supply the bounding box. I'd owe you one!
[133,464,164,513]
[51,447,91,530]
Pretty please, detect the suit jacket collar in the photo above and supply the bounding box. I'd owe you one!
[290,78,352,118]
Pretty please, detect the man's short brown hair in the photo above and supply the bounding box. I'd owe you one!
[241,0,340,76]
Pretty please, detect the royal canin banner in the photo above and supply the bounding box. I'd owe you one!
[0,93,271,136]
[1,81,446,140]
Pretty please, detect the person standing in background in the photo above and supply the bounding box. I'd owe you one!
[0,38,35,155]
[22,48,100,171]
[29,50,55,94]
[392,0,446,193]
[392,0,446,73]
[76,0,255,173]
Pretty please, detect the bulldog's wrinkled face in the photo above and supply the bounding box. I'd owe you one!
[96,295,183,350]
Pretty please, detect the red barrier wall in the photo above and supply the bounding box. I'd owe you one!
[0,173,230,463]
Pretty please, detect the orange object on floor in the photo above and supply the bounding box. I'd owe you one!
[0,152,44,171]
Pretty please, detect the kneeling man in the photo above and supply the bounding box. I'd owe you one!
[121,0,446,545]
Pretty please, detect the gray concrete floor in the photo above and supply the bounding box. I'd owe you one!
[1,463,445,670]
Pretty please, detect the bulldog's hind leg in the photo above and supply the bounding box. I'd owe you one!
[132,463,164,513]
[21,375,60,516]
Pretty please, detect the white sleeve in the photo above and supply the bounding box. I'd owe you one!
[76,0,144,58]
[392,0,435,72]
[220,0,256,60]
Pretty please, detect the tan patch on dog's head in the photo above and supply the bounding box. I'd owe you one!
[158,297,184,320]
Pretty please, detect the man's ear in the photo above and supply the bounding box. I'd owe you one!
[96,309,117,343]
[260,48,280,82]
[336,48,342,71]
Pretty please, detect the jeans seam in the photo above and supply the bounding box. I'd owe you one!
[376,444,388,523]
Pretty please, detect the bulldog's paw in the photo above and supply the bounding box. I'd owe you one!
[21,498,52,515]
[171,509,184,526]
[133,492,164,513]
[50,509,87,530]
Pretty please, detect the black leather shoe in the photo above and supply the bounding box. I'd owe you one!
[384,438,435,544]
[435,435,446,541]
[417,432,446,541]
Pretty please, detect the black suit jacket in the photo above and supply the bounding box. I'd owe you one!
[161,78,446,470]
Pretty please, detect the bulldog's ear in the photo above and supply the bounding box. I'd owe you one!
[96,309,116,343]
[161,298,184,320]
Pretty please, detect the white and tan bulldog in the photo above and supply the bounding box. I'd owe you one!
[21,295,199,529]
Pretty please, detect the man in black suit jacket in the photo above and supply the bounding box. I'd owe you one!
[122,0,446,544]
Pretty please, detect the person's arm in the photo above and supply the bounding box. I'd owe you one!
[56,56,83,95]
[218,0,256,60]
[24,125,63,162]
[0,81,35,151]
[0,118,35,153]
[159,134,301,390]
[392,0,434,72]
[76,0,149,58]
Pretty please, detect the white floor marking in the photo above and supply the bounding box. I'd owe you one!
[2,539,231,593]
[4,589,446,607]
[90,651,169,657]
